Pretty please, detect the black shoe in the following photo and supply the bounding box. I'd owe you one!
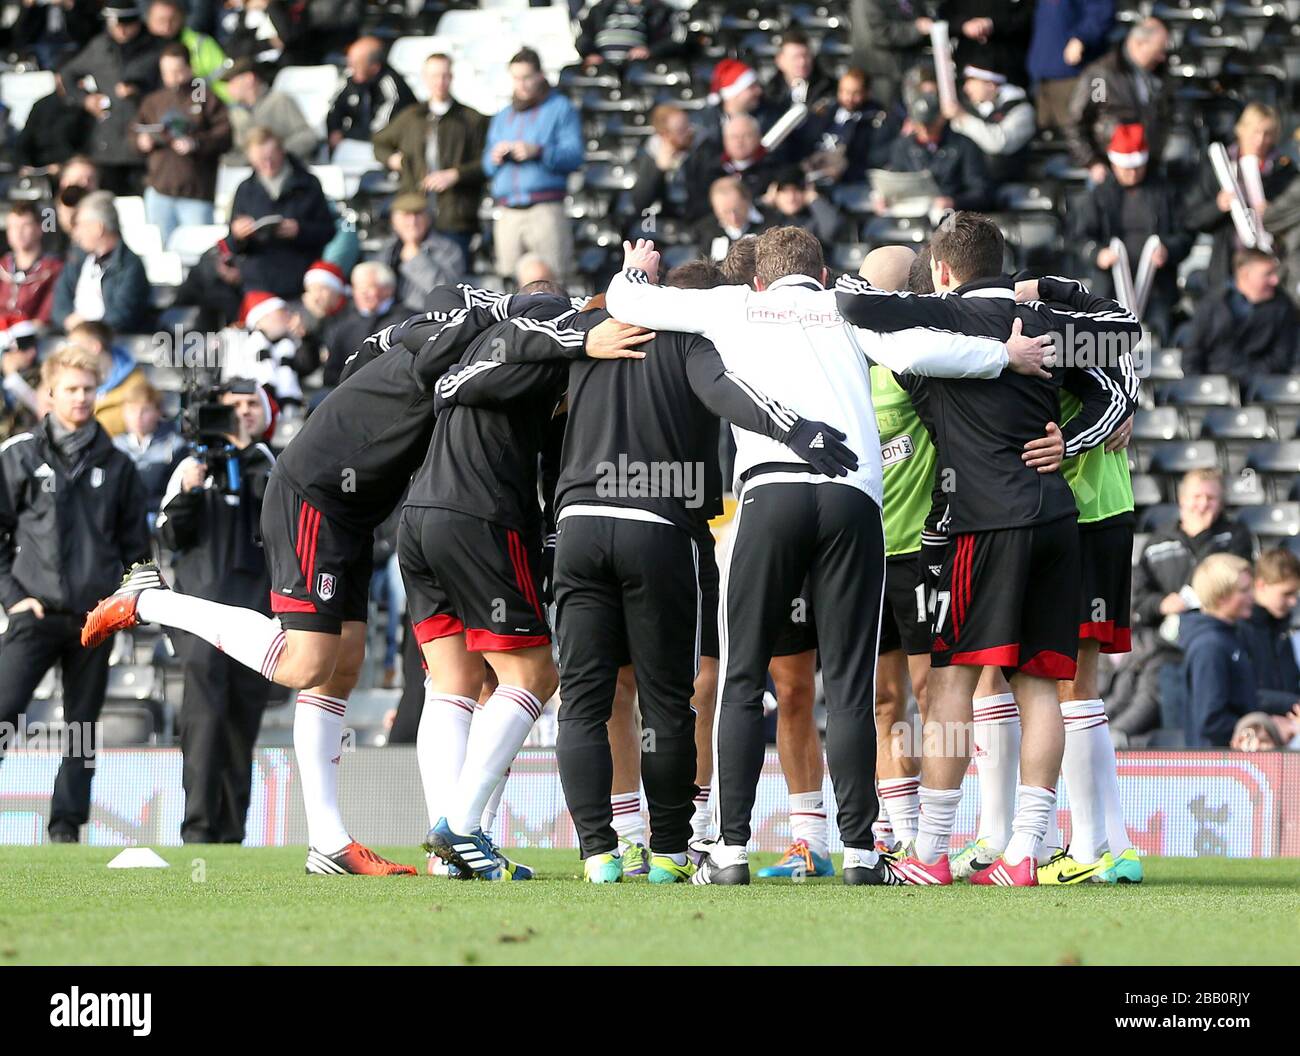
[689,841,750,885]
[843,855,905,886]
[48,828,79,844]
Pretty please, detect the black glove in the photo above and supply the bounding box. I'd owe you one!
[784,417,858,477]
[539,535,556,606]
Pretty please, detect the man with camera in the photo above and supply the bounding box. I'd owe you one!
[155,378,277,843]
[0,342,150,842]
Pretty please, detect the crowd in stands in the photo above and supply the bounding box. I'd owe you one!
[3,0,1300,790]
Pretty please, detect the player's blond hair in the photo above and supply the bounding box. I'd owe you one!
[41,342,104,389]
[1191,553,1251,612]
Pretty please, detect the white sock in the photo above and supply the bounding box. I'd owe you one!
[416,690,475,828]
[872,814,895,847]
[972,693,1020,852]
[611,790,646,845]
[690,784,712,842]
[481,771,508,835]
[1060,698,1110,863]
[843,846,881,869]
[1042,791,1062,854]
[294,693,350,853]
[879,776,921,844]
[446,684,541,833]
[660,851,687,866]
[1005,784,1056,865]
[138,589,286,680]
[915,786,962,864]
[1095,698,1133,856]
[789,790,829,858]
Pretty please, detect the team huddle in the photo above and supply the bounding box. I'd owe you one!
[82,210,1146,887]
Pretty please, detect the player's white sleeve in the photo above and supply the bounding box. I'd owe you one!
[862,327,1009,378]
[605,268,743,336]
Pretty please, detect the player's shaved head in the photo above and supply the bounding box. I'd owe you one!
[859,246,916,293]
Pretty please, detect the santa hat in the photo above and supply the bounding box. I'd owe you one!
[303,259,346,295]
[238,290,288,330]
[0,315,37,349]
[1107,123,1149,169]
[709,59,758,104]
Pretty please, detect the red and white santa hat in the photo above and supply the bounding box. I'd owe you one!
[709,59,758,104]
[238,290,288,330]
[303,259,346,295]
[0,315,37,348]
[1107,123,1150,169]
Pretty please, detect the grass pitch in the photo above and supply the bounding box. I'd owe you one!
[1,846,1296,966]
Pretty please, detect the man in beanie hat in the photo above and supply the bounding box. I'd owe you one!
[1071,122,1190,340]
[943,65,1035,185]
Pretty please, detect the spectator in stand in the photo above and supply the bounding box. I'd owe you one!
[761,171,841,249]
[1070,123,1190,341]
[285,259,347,372]
[1028,0,1117,131]
[326,36,416,154]
[515,253,557,288]
[765,30,836,113]
[577,0,685,67]
[53,191,151,335]
[371,53,488,264]
[60,2,164,195]
[0,320,43,442]
[15,74,93,178]
[1238,548,1300,713]
[1183,249,1299,383]
[372,194,465,313]
[145,0,230,103]
[702,59,779,142]
[68,319,147,436]
[483,48,583,284]
[684,113,780,221]
[850,0,934,108]
[1231,709,1300,751]
[1066,18,1169,185]
[693,176,772,261]
[8,0,100,71]
[53,156,100,253]
[220,58,317,165]
[797,68,898,187]
[629,104,701,229]
[1180,554,1300,747]
[297,0,363,65]
[171,238,244,330]
[884,93,992,211]
[1,203,64,326]
[221,290,305,403]
[0,342,150,843]
[112,379,184,515]
[228,127,334,300]
[135,42,233,244]
[942,64,1035,185]
[155,377,277,843]
[319,262,405,389]
[942,0,1035,87]
[1112,469,1254,741]
[1186,103,1296,296]
[217,0,294,64]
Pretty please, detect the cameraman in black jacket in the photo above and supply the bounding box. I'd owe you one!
[0,342,150,842]
[155,378,277,843]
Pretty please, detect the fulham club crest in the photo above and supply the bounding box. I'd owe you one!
[317,573,336,601]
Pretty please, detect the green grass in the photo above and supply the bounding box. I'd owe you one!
[1,847,1296,966]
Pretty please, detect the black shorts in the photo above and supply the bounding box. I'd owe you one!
[1078,514,1134,654]
[879,552,931,656]
[699,537,720,660]
[930,516,1081,679]
[771,582,816,657]
[399,506,550,653]
[262,473,372,634]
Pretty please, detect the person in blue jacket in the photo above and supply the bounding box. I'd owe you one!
[483,47,583,285]
[1027,0,1114,131]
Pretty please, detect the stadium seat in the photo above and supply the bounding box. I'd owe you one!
[1244,441,1300,499]
[144,252,184,287]
[862,215,928,246]
[660,243,702,269]
[125,224,165,260]
[0,70,56,132]
[996,183,1056,211]
[830,242,868,273]
[387,35,456,82]
[1132,531,1149,564]
[1132,406,1184,441]
[1130,472,1164,507]
[1201,405,1273,473]
[214,165,252,223]
[1139,503,1181,532]
[580,161,636,192]
[1156,374,1238,434]
[1147,439,1221,475]
[309,164,347,201]
[1244,375,1300,437]
[271,65,342,137]
[166,225,227,267]
[1224,468,1269,506]
[1237,502,1300,538]
[115,195,148,235]
[1148,346,1184,381]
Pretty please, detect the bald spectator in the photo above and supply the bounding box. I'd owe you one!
[221,58,318,165]
[1028,0,1117,131]
[692,176,772,261]
[319,262,406,388]
[629,104,702,227]
[684,113,780,220]
[373,194,466,312]
[1066,18,1170,183]
[52,192,151,334]
[327,36,416,152]
[372,53,488,263]
[1183,249,1300,383]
